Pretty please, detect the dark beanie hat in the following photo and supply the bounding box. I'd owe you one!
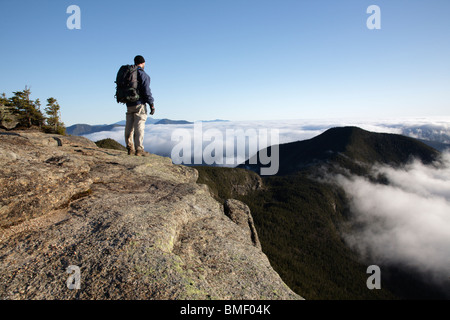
[134,55,145,65]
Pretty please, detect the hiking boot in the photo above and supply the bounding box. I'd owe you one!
[135,149,151,157]
[127,147,135,156]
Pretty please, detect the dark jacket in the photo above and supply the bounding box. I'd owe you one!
[127,67,154,107]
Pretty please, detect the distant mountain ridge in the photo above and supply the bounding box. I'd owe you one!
[66,123,124,136]
[154,119,193,125]
[66,119,215,136]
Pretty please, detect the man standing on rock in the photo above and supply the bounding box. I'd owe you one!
[125,55,155,156]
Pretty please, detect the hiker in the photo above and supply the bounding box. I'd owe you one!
[124,55,155,156]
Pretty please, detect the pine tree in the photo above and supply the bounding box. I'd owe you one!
[35,98,41,111]
[1,89,65,133]
[44,97,66,135]
[0,93,18,129]
[0,93,7,106]
[45,98,59,132]
[9,87,44,128]
[0,93,9,116]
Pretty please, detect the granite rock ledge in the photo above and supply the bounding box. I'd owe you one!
[0,130,302,300]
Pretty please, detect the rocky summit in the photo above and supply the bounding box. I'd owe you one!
[0,129,301,300]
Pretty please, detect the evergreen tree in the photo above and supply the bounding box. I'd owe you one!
[35,98,41,111]
[0,93,7,106]
[1,88,65,134]
[0,92,18,129]
[44,97,66,135]
[9,87,44,128]
[0,93,9,116]
[45,97,60,132]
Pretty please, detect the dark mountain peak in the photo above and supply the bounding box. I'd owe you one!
[320,125,365,137]
[297,126,364,153]
[241,126,440,176]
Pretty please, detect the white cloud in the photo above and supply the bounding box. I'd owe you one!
[334,152,450,286]
[82,117,450,166]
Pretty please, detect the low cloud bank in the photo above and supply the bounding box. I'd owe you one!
[82,117,450,165]
[334,152,450,288]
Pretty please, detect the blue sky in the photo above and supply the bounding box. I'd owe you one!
[1,0,449,126]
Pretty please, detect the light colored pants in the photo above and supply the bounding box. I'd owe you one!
[125,104,148,151]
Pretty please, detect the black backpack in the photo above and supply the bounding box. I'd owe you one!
[115,65,140,104]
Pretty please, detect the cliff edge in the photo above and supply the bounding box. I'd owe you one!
[0,130,301,300]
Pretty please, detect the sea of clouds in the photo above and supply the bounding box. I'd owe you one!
[83,117,450,165]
